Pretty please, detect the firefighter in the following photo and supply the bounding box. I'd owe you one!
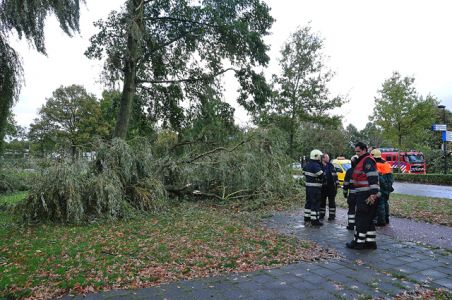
[370,149,394,226]
[343,155,358,230]
[303,149,324,226]
[320,153,339,220]
[346,142,380,250]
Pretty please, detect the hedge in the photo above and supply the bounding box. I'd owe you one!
[394,173,452,186]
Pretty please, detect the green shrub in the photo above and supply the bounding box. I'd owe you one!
[394,173,452,186]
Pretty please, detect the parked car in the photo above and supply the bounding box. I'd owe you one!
[331,157,352,186]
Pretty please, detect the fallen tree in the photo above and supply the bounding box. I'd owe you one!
[18,127,302,224]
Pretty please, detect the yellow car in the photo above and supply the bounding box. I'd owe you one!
[331,158,352,186]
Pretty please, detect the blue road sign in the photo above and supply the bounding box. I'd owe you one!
[432,124,447,131]
[442,131,452,142]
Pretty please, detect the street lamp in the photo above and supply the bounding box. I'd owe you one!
[437,104,447,174]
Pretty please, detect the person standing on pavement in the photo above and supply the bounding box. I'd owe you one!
[303,149,324,226]
[320,153,339,221]
[370,149,394,226]
[343,155,358,230]
[346,142,380,250]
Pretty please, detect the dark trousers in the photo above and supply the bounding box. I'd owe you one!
[354,195,377,245]
[306,187,321,221]
[376,193,390,224]
[320,187,336,218]
[347,193,357,227]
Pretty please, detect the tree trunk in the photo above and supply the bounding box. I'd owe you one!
[114,0,144,139]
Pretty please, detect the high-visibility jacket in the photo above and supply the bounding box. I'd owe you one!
[376,161,392,175]
[376,160,394,197]
[352,153,379,197]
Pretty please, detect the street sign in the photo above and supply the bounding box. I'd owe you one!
[432,124,447,131]
[442,131,452,142]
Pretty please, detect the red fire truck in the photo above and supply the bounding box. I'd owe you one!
[377,148,426,174]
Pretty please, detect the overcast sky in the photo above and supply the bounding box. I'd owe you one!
[11,0,452,130]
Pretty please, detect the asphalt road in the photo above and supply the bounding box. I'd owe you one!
[393,182,452,199]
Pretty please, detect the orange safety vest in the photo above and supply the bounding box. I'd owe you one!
[376,162,392,175]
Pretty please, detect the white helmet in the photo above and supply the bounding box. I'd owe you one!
[310,149,323,160]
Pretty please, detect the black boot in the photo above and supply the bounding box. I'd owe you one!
[311,220,324,226]
[304,217,310,224]
[365,242,377,250]
[346,225,354,230]
[328,215,335,221]
[346,241,366,250]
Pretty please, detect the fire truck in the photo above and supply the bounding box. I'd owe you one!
[377,148,426,174]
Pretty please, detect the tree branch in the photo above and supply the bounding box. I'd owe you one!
[145,16,220,29]
[185,140,245,164]
[137,68,237,85]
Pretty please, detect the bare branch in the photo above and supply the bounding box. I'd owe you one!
[186,140,245,164]
[137,68,237,85]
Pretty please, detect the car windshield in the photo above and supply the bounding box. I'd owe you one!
[341,163,352,171]
[406,154,424,163]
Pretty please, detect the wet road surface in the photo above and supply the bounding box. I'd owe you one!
[393,182,452,199]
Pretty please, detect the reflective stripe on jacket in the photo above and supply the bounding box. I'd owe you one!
[352,153,379,196]
[303,159,324,190]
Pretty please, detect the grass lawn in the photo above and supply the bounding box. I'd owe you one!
[0,192,335,299]
[335,191,452,226]
[0,191,28,205]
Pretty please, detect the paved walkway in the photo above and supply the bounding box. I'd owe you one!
[63,210,452,300]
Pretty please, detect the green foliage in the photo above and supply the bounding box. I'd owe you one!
[18,139,167,224]
[29,85,111,157]
[0,169,32,194]
[393,173,452,185]
[99,89,156,139]
[157,126,303,209]
[0,36,22,153]
[0,0,82,153]
[262,25,345,158]
[371,72,438,148]
[293,123,348,159]
[86,0,274,137]
[0,0,82,54]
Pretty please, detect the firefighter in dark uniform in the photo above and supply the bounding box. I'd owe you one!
[370,149,394,226]
[320,153,339,220]
[303,149,324,226]
[346,142,380,250]
[343,155,358,230]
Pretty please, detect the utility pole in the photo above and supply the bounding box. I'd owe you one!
[438,105,447,174]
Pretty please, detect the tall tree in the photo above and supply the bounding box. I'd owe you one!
[29,85,110,157]
[267,26,344,158]
[0,0,83,152]
[359,122,386,148]
[86,0,274,139]
[371,72,438,148]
